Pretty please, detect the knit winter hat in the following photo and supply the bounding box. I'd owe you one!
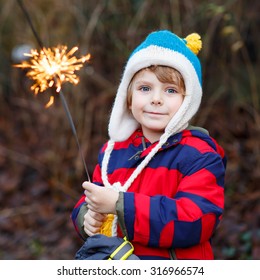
[108,30,202,142]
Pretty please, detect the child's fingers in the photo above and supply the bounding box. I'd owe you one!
[83,222,100,236]
[82,181,94,200]
[85,195,91,205]
[89,210,106,222]
[84,189,91,198]
[85,211,103,227]
[83,210,106,236]
[82,181,92,190]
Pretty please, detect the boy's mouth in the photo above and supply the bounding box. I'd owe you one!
[144,111,166,116]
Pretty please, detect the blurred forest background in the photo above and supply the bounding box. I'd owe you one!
[0,0,259,260]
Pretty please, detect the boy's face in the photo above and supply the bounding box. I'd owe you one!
[129,69,184,142]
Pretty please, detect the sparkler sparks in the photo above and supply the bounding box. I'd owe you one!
[15,45,91,96]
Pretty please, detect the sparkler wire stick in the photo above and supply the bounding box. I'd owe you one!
[59,90,91,182]
[16,0,91,181]
[17,0,45,50]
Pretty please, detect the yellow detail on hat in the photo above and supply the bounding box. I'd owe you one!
[100,214,114,237]
[185,33,202,55]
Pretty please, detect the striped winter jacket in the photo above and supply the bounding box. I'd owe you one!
[71,128,226,260]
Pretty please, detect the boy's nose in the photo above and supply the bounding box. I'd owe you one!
[151,91,163,105]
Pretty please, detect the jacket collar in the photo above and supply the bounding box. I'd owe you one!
[130,129,183,158]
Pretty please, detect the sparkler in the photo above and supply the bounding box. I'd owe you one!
[16,0,91,181]
[15,45,91,105]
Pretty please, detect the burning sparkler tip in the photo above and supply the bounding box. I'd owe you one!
[15,45,91,97]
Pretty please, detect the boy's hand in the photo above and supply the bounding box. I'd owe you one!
[83,209,106,236]
[83,181,119,214]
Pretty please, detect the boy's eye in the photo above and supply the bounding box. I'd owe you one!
[166,88,177,94]
[140,86,150,92]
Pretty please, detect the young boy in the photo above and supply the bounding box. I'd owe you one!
[71,30,226,260]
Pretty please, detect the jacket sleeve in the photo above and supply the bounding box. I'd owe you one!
[71,163,103,240]
[117,150,225,249]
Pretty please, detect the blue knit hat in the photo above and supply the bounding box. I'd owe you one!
[131,31,202,84]
[108,30,203,142]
